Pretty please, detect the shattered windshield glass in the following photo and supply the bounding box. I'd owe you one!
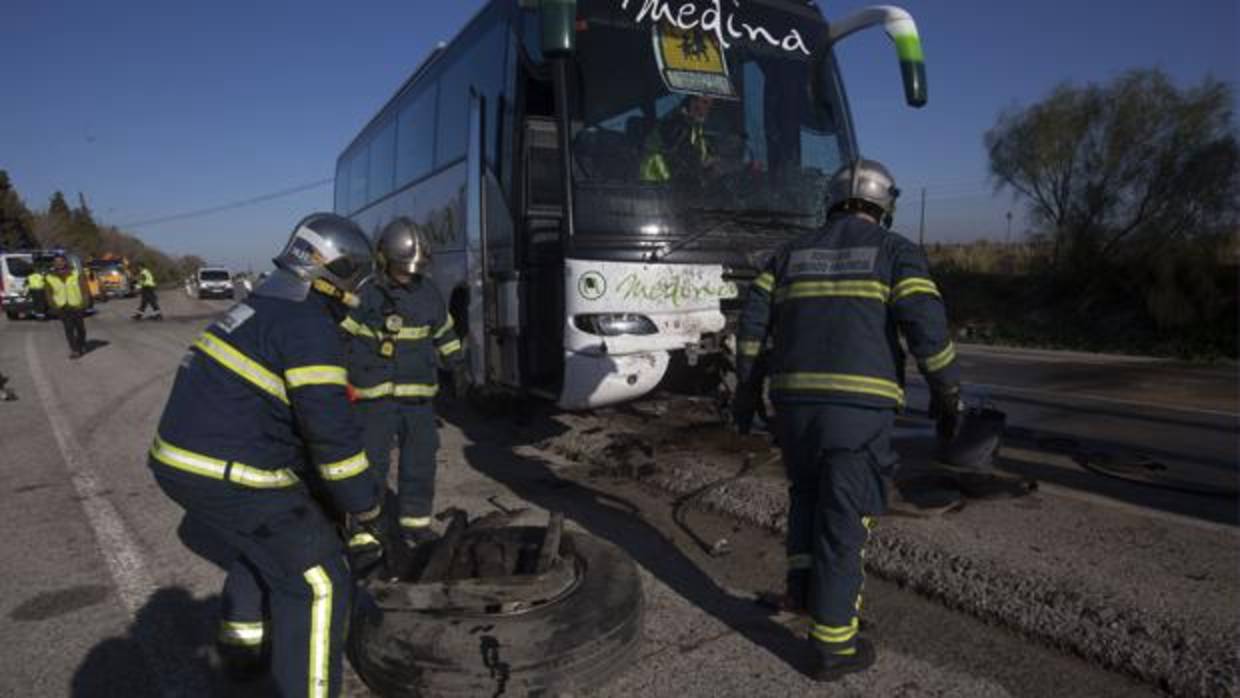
[570,0,853,240]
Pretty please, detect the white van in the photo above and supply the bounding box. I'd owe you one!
[0,253,35,319]
[196,267,234,300]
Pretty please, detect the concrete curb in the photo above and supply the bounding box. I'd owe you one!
[637,461,1237,698]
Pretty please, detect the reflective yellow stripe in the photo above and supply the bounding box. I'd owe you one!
[787,554,813,571]
[285,365,348,389]
[811,618,859,645]
[770,372,905,405]
[400,516,433,529]
[340,316,376,339]
[150,436,299,488]
[892,277,941,301]
[394,383,438,398]
[352,382,438,400]
[738,339,762,358]
[395,325,431,340]
[775,280,891,304]
[352,382,394,400]
[752,272,775,293]
[922,342,957,373]
[319,451,368,481]
[438,339,462,356]
[434,316,455,339]
[303,566,333,698]
[218,620,265,647]
[348,532,379,548]
[195,332,288,404]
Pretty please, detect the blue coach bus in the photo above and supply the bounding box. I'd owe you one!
[335,0,927,409]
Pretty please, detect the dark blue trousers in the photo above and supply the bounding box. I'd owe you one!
[775,404,895,655]
[153,467,351,698]
[356,399,439,531]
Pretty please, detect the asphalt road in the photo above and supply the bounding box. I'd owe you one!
[0,292,1206,697]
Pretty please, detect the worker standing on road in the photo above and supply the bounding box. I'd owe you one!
[341,217,465,545]
[46,255,90,359]
[133,262,162,320]
[733,159,963,682]
[149,213,405,697]
[26,265,47,320]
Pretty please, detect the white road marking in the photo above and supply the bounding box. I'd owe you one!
[25,332,194,697]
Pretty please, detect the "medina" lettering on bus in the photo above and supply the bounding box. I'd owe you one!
[620,0,811,56]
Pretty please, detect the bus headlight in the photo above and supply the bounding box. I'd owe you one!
[574,313,658,337]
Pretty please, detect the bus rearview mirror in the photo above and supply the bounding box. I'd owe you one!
[540,0,578,56]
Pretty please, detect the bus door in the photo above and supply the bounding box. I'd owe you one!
[471,90,522,390]
[518,116,566,397]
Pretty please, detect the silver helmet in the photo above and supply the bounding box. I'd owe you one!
[272,212,374,305]
[376,217,432,278]
[827,158,900,222]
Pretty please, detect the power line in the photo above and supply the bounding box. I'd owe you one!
[118,177,334,229]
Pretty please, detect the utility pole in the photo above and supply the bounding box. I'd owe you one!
[1005,211,1013,244]
[918,187,926,247]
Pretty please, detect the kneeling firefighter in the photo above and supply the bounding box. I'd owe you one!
[341,217,465,546]
[149,213,407,697]
[733,159,963,681]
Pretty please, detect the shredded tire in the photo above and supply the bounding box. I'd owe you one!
[349,527,643,697]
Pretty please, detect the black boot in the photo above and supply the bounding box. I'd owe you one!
[209,642,268,683]
[812,637,876,683]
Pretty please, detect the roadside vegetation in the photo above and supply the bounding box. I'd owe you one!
[936,69,1239,361]
[0,170,203,282]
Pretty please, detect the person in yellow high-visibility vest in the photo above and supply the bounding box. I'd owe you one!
[133,264,162,320]
[640,94,717,184]
[46,255,90,359]
[26,266,48,319]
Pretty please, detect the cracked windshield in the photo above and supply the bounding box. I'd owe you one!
[572,1,850,237]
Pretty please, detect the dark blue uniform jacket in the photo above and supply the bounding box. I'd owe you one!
[341,279,462,402]
[736,214,960,409]
[151,291,376,515]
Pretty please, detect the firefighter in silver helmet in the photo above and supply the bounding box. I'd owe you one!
[341,217,465,546]
[735,158,963,681]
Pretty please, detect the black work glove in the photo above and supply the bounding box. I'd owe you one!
[349,491,413,581]
[732,383,759,435]
[929,386,964,444]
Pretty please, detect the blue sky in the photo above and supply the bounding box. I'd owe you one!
[1,0,1235,269]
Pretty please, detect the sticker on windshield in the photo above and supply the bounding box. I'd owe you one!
[652,25,736,99]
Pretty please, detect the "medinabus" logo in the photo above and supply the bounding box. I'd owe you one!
[620,0,811,56]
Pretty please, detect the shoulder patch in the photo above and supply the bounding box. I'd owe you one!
[787,247,879,277]
[216,303,256,334]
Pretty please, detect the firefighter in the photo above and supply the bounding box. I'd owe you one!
[46,255,89,359]
[341,217,465,545]
[640,94,716,184]
[149,213,404,697]
[26,265,47,319]
[733,159,963,681]
[133,263,162,320]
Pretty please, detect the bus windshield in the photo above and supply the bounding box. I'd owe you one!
[571,0,853,242]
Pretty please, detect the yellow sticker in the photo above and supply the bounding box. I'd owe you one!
[653,25,736,99]
[380,341,395,358]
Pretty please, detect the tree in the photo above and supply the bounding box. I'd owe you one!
[986,69,1240,270]
[0,170,37,250]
